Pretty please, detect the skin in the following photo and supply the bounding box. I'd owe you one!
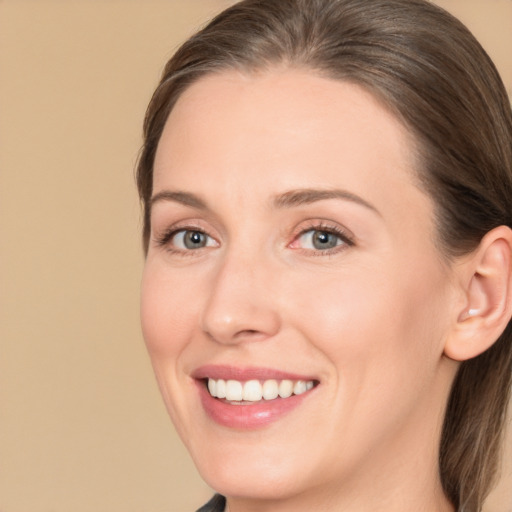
[141,69,462,512]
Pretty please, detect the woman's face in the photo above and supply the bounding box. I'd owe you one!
[141,69,459,505]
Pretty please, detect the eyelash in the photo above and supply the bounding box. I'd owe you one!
[154,223,214,256]
[153,221,355,256]
[290,221,355,256]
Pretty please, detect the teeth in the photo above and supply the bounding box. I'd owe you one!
[262,379,279,400]
[216,379,226,399]
[243,380,263,401]
[208,378,216,397]
[293,380,307,395]
[225,380,243,401]
[207,377,316,401]
[279,379,293,398]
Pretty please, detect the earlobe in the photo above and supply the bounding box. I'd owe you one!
[444,226,512,361]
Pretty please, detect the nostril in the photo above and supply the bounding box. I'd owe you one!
[233,329,267,341]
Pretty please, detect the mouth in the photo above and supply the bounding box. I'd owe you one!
[206,377,316,403]
[193,365,319,429]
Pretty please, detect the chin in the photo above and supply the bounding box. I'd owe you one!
[188,435,319,501]
[200,463,308,502]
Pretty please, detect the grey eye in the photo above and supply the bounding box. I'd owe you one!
[298,229,343,250]
[173,230,215,250]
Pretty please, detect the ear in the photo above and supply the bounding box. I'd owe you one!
[444,225,512,361]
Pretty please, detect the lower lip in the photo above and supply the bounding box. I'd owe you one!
[196,381,314,429]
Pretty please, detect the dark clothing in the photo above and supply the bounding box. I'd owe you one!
[196,494,226,512]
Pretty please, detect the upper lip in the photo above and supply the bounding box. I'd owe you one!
[192,364,319,382]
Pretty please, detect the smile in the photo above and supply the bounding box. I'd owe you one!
[207,378,315,402]
[193,366,319,428]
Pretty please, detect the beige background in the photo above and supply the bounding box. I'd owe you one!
[0,1,511,511]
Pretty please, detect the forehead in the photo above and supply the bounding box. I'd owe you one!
[153,68,430,225]
[154,68,418,184]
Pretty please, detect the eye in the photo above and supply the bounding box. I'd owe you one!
[290,222,355,255]
[298,229,343,250]
[171,229,216,250]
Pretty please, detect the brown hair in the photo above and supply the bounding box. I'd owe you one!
[136,1,512,510]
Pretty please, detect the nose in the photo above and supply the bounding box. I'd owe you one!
[201,252,281,345]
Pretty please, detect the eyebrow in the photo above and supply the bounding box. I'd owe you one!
[150,190,209,211]
[150,187,380,216]
[271,188,381,216]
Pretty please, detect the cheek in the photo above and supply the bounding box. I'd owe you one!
[281,263,452,458]
[140,261,204,436]
[286,261,450,391]
[285,268,395,357]
[140,261,195,358]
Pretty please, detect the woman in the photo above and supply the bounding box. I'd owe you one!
[137,0,512,511]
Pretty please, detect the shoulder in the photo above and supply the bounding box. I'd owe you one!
[196,494,226,512]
